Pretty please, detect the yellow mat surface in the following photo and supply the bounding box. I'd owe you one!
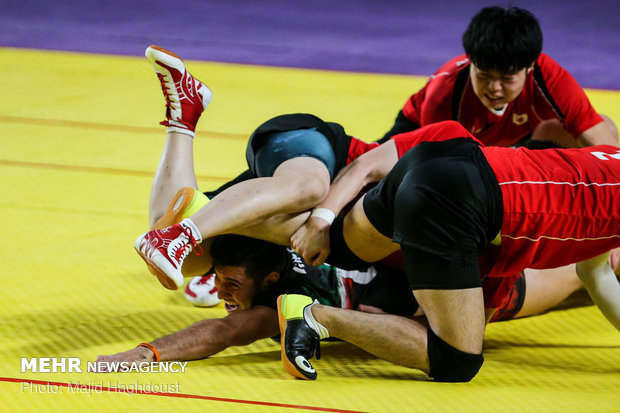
[1,48,619,412]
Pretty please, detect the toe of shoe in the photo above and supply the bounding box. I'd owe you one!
[283,352,317,380]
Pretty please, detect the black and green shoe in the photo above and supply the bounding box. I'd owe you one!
[277,294,321,380]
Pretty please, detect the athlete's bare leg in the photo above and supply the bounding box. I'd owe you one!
[149,132,198,227]
[189,157,330,240]
[517,265,583,318]
[310,195,485,372]
[309,287,484,373]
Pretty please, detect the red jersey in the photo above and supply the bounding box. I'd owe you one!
[392,121,620,276]
[347,137,379,164]
[399,54,603,146]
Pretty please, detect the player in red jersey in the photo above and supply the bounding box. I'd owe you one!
[376,5,620,315]
[381,6,617,148]
[283,120,620,382]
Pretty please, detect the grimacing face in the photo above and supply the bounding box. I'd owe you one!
[469,62,533,111]
[213,266,279,314]
[213,266,258,313]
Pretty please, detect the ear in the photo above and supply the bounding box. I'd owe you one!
[261,271,280,289]
[526,63,535,74]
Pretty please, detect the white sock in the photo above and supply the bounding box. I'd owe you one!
[179,218,202,243]
[166,124,195,138]
[303,300,329,339]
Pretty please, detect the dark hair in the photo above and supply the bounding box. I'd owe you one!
[516,138,563,150]
[209,234,288,284]
[462,6,542,73]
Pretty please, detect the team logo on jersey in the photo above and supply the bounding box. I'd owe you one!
[288,249,307,274]
[512,113,528,125]
[591,150,620,160]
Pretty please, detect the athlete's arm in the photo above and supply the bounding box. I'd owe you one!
[95,306,279,367]
[577,118,619,147]
[575,252,620,331]
[291,140,399,265]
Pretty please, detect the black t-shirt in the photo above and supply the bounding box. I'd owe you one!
[252,250,342,310]
[252,250,418,317]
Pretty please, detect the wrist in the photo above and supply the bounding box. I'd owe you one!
[310,208,335,225]
[137,342,160,362]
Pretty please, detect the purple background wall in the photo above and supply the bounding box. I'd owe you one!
[1,0,619,89]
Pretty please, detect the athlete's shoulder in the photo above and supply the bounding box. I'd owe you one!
[417,56,471,124]
[531,53,568,81]
[431,54,471,79]
[535,53,563,71]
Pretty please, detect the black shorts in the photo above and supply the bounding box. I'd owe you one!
[254,128,336,178]
[353,264,419,316]
[245,113,352,180]
[363,138,502,290]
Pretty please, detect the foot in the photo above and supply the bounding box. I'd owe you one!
[134,219,203,290]
[277,294,322,380]
[145,45,213,137]
[146,188,210,287]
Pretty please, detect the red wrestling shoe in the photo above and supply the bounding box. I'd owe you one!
[134,219,203,290]
[145,45,213,137]
[146,187,210,288]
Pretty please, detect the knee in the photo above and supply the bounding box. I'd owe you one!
[286,173,330,209]
[427,329,484,382]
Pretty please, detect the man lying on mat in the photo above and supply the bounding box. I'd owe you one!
[96,234,589,368]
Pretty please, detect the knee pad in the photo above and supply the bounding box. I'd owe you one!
[427,328,483,382]
[325,216,372,271]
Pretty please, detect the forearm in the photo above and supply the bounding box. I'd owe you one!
[315,141,398,217]
[97,308,279,369]
[316,164,372,217]
[150,319,232,361]
[577,120,619,147]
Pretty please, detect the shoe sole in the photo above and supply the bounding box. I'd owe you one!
[135,243,182,291]
[144,187,201,290]
[276,295,315,380]
[145,45,185,69]
[134,229,185,291]
[152,187,198,230]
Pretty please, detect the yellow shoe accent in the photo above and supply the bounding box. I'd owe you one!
[280,294,313,320]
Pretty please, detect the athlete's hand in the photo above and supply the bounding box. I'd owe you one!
[92,346,154,372]
[291,216,331,266]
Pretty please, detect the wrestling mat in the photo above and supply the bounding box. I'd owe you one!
[1,48,619,412]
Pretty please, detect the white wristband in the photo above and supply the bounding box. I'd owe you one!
[310,208,336,225]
